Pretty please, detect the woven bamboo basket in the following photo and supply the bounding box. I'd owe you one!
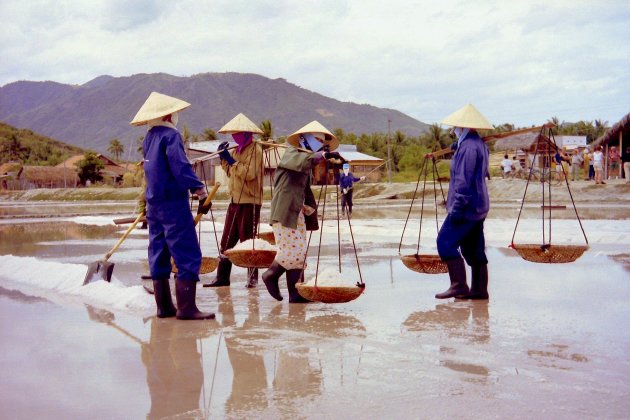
[224,249,276,268]
[257,231,276,245]
[171,256,219,274]
[296,283,365,304]
[400,254,448,274]
[512,244,588,264]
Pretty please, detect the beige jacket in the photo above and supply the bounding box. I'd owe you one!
[221,142,263,205]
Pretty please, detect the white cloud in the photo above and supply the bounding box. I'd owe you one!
[1,0,628,128]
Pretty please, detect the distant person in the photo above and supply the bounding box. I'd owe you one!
[623,146,630,183]
[500,154,513,178]
[206,113,264,289]
[435,104,492,300]
[339,163,365,217]
[131,91,214,320]
[593,145,605,184]
[608,146,620,179]
[585,147,595,180]
[511,156,524,178]
[570,149,583,181]
[553,148,568,181]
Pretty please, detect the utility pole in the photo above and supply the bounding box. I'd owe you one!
[387,119,392,183]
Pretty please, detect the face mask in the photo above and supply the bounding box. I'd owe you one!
[300,133,323,151]
[170,112,179,127]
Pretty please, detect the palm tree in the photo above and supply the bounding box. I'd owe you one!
[426,123,448,149]
[108,138,124,161]
[201,128,217,142]
[260,120,273,141]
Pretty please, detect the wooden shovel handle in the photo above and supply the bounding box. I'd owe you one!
[104,211,145,261]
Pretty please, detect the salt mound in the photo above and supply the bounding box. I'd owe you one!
[305,267,355,287]
[230,238,277,251]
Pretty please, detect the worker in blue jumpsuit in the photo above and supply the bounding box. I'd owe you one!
[435,104,492,300]
[339,163,365,217]
[131,92,215,320]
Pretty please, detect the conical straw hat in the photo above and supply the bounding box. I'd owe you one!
[130,92,191,126]
[286,120,339,151]
[440,104,493,130]
[218,113,263,134]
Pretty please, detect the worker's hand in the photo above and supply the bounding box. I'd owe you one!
[360,176,366,181]
[197,198,212,215]
[218,141,235,166]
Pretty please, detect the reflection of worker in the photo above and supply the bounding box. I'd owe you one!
[404,302,490,379]
[435,104,491,300]
[262,121,343,303]
[85,304,214,419]
[207,114,264,289]
[339,163,365,217]
[131,92,214,320]
[143,318,212,418]
[218,288,269,415]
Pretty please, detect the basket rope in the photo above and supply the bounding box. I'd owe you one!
[509,126,588,259]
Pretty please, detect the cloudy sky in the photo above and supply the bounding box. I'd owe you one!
[1,0,628,128]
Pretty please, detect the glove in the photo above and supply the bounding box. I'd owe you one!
[360,176,366,181]
[218,141,235,166]
[324,151,346,164]
[197,196,212,214]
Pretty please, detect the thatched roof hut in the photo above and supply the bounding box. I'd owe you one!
[493,129,560,169]
[593,112,630,148]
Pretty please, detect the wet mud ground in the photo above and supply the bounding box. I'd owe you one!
[0,201,629,419]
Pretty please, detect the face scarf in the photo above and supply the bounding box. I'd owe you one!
[453,127,470,148]
[232,132,252,154]
[299,133,323,151]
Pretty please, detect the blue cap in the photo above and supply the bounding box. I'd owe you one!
[342,163,350,169]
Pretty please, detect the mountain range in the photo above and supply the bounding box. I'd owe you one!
[0,72,430,159]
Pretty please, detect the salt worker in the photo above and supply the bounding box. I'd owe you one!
[262,121,344,303]
[435,104,492,300]
[131,91,214,320]
[206,113,264,289]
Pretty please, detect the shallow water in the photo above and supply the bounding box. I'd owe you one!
[0,202,629,418]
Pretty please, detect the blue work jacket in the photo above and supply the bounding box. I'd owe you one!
[446,130,490,221]
[143,125,203,204]
[339,173,360,190]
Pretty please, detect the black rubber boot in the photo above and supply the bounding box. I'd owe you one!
[435,257,470,299]
[262,261,285,301]
[246,268,259,289]
[205,256,231,287]
[460,264,489,300]
[175,280,215,320]
[286,269,311,303]
[153,279,176,318]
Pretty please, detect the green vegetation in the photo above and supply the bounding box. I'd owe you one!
[0,122,84,166]
[76,152,105,185]
[107,138,124,161]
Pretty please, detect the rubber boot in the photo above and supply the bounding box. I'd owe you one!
[153,279,176,318]
[286,269,311,303]
[460,264,489,300]
[262,261,285,301]
[175,280,215,320]
[205,256,231,287]
[435,257,469,299]
[246,268,259,289]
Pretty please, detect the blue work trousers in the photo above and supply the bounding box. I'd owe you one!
[147,200,201,282]
[437,214,488,266]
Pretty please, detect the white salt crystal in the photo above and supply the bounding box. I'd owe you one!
[304,267,353,287]
[230,238,277,251]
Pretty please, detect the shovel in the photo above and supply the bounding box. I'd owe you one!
[83,210,146,285]
[171,182,221,275]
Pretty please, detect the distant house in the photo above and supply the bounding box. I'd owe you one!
[493,130,560,170]
[593,112,630,179]
[188,141,384,186]
[56,154,129,184]
[0,161,79,189]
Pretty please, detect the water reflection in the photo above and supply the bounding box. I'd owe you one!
[217,289,270,415]
[404,302,490,380]
[85,305,218,419]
